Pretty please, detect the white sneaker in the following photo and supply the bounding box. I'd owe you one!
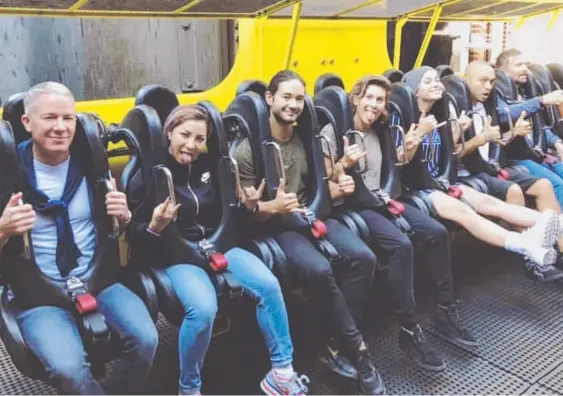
[522,244,557,268]
[521,210,559,249]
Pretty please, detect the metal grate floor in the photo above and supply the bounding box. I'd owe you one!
[1,236,563,395]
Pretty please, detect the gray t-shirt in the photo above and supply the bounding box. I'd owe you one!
[234,134,309,205]
[319,123,383,192]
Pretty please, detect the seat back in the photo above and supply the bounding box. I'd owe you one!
[2,93,28,145]
[123,98,239,268]
[436,64,455,78]
[135,84,180,127]
[314,73,345,95]
[236,80,268,98]
[389,82,457,190]
[314,85,386,210]
[442,74,503,174]
[495,69,546,152]
[529,63,563,137]
[547,63,563,89]
[225,90,331,232]
[383,68,404,83]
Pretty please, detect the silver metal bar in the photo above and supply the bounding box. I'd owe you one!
[265,141,287,182]
[225,157,242,201]
[17,198,31,259]
[316,134,336,180]
[346,130,368,174]
[104,179,121,238]
[391,124,408,166]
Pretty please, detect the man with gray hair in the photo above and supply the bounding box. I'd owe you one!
[0,81,158,394]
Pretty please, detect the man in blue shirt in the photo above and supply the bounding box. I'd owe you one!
[495,48,563,208]
[0,82,158,394]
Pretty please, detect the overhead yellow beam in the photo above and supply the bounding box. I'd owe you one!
[255,0,301,18]
[547,9,561,30]
[393,17,408,69]
[68,0,88,11]
[414,5,442,68]
[174,0,201,14]
[285,1,303,68]
[333,0,384,18]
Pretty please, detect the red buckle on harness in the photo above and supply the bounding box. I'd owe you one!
[74,293,97,314]
[448,185,463,199]
[387,199,405,216]
[209,252,228,272]
[497,168,510,180]
[311,220,328,239]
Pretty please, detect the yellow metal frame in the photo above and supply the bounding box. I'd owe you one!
[414,5,443,68]
[393,17,408,69]
[284,2,303,68]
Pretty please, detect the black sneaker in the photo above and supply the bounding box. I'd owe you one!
[524,261,563,282]
[353,349,386,395]
[433,304,478,347]
[319,341,358,379]
[399,325,445,372]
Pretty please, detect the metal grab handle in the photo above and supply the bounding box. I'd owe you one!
[153,166,178,224]
[264,141,287,183]
[447,118,465,155]
[16,198,31,259]
[345,130,368,174]
[498,106,515,144]
[225,157,242,202]
[391,124,409,166]
[103,179,121,239]
[316,134,336,180]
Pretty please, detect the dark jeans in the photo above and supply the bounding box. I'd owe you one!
[358,204,454,327]
[275,218,377,352]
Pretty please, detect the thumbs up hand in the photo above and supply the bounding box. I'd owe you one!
[0,193,36,237]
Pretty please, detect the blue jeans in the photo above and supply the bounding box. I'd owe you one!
[166,247,293,395]
[514,159,563,207]
[17,283,158,395]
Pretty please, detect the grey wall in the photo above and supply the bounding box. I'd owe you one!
[0,17,229,102]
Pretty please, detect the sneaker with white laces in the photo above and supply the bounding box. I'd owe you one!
[522,244,557,268]
[260,369,310,395]
[523,210,559,249]
[524,260,563,282]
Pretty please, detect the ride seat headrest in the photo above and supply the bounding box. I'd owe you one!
[436,65,455,79]
[314,74,345,95]
[529,64,557,93]
[135,85,179,127]
[2,93,27,145]
[236,80,268,98]
[547,63,563,89]
[494,70,517,101]
[389,83,418,128]
[442,74,471,111]
[383,68,405,84]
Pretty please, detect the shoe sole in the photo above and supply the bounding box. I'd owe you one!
[319,355,358,380]
[400,348,447,372]
[539,211,559,249]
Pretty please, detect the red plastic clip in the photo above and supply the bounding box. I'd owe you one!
[311,220,328,239]
[74,293,97,314]
[209,252,228,272]
[387,199,405,216]
[497,168,510,180]
[448,185,463,199]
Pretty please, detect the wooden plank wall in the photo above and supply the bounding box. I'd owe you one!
[0,17,230,102]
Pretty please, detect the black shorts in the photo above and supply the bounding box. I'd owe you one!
[505,165,540,192]
[458,172,514,200]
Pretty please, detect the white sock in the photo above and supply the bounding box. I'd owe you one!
[504,231,526,255]
[273,365,294,379]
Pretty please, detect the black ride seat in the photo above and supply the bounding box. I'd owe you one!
[383,68,404,84]
[126,85,242,327]
[314,73,345,95]
[0,97,157,381]
[224,88,340,286]
[529,63,563,138]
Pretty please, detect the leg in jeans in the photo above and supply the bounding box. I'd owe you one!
[224,247,293,369]
[18,306,104,394]
[400,204,453,306]
[274,230,363,352]
[166,264,218,395]
[323,218,377,329]
[356,209,416,328]
[516,159,563,208]
[96,283,159,395]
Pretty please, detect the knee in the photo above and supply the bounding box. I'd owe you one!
[46,358,92,391]
[505,184,525,205]
[394,235,413,258]
[131,323,159,359]
[350,244,377,272]
[528,178,554,196]
[255,273,283,301]
[185,296,218,327]
[425,222,449,245]
[307,263,334,284]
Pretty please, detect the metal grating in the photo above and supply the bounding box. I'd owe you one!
[538,362,563,394]
[525,383,563,395]
[188,0,279,14]
[82,0,192,12]
[273,0,373,17]
[425,256,563,383]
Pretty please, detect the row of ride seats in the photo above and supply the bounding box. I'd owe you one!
[1,61,562,384]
